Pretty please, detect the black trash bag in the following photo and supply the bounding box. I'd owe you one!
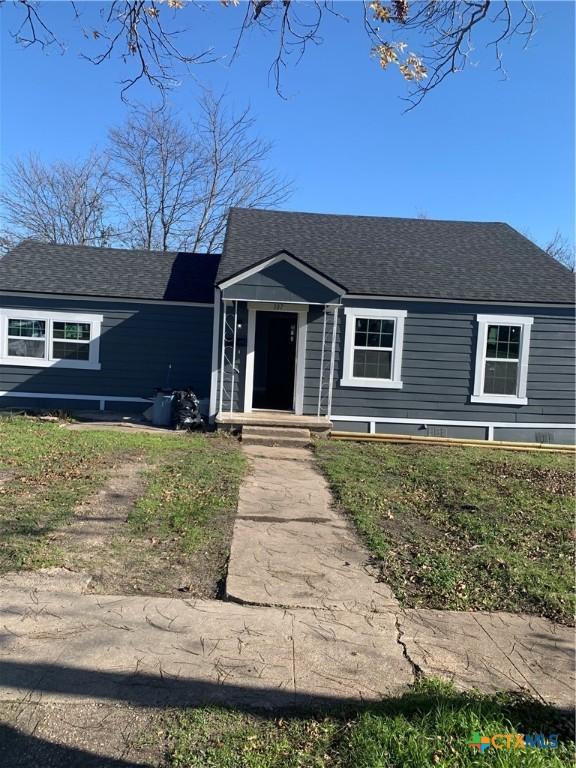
[171,389,205,431]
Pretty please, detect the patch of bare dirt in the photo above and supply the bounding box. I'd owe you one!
[0,701,167,767]
[0,456,234,600]
[54,459,149,551]
[0,469,15,486]
[97,530,231,600]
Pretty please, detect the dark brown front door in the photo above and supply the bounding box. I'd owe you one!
[252,311,297,410]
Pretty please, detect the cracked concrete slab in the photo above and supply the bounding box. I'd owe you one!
[0,589,412,708]
[398,609,575,709]
[226,445,397,610]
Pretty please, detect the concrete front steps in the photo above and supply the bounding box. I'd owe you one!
[241,425,311,448]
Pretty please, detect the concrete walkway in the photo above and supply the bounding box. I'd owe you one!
[224,444,575,709]
[0,588,572,710]
[398,609,574,708]
[0,443,573,714]
[226,445,397,610]
[0,589,411,708]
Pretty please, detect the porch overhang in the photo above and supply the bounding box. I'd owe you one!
[216,250,347,298]
[210,251,344,424]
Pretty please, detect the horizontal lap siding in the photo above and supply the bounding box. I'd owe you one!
[0,295,214,403]
[222,261,341,304]
[304,307,335,416]
[303,299,575,425]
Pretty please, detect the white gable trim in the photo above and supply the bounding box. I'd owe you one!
[217,252,346,294]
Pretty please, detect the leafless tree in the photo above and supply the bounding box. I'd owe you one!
[1,1,537,107]
[0,95,289,254]
[545,230,575,272]
[107,107,205,250]
[190,92,291,252]
[0,230,18,256]
[107,94,291,252]
[0,153,114,247]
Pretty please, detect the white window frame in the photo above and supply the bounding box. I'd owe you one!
[0,309,103,370]
[471,314,533,406]
[340,307,406,389]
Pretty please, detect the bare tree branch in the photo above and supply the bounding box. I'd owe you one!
[2,0,217,102]
[394,1,537,110]
[0,94,290,253]
[233,1,537,106]
[8,0,64,51]
[545,230,575,272]
[106,94,291,252]
[107,106,205,249]
[0,1,538,106]
[191,91,292,250]
[0,153,114,246]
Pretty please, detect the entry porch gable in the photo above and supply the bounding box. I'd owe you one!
[211,298,340,422]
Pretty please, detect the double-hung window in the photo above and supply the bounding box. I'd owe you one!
[471,314,533,405]
[340,307,406,388]
[7,319,47,360]
[0,310,103,370]
[52,321,92,361]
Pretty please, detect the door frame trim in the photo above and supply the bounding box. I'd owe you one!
[243,303,308,414]
[243,307,256,413]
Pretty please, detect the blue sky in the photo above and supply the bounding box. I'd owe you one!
[0,1,574,249]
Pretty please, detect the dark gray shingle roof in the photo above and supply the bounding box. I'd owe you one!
[217,208,574,304]
[0,240,219,303]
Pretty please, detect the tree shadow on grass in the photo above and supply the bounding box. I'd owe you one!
[0,660,573,767]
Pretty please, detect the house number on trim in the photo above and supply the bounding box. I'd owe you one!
[272,303,285,311]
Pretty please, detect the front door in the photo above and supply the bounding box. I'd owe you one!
[252,311,297,410]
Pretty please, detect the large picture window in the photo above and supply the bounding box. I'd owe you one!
[341,307,406,388]
[0,310,102,369]
[472,315,533,405]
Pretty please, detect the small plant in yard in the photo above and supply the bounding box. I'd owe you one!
[314,441,575,624]
[165,679,575,767]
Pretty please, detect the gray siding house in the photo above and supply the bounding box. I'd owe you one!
[0,208,574,444]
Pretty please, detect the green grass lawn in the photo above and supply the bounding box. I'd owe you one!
[166,679,574,768]
[314,441,575,624]
[0,415,244,576]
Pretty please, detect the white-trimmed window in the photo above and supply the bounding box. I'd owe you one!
[0,309,103,370]
[340,307,406,389]
[471,314,533,405]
